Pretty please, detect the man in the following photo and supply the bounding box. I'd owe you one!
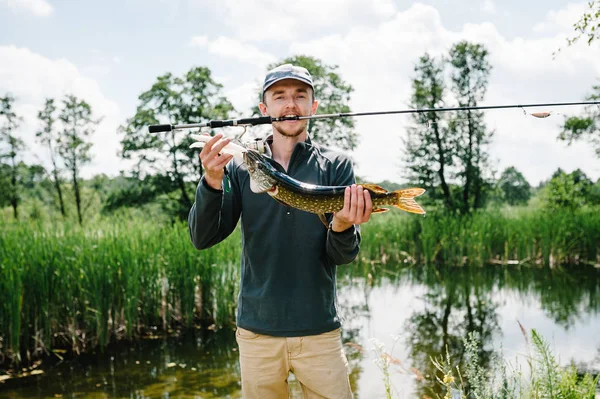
[188,64,372,398]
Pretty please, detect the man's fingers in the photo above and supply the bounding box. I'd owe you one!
[355,185,364,220]
[206,138,231,161]
[200,137,231,166]
[349,184,357,219]
[343,186,350,215]
[199,134,222,158]
[362,190,372,223]
[212,153,234,169]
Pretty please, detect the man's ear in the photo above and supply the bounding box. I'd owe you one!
[311,99,319,116]
[259,102,268,116]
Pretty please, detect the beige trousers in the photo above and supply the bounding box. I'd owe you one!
[235,327,353,399]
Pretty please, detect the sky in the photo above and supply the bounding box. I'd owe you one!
[1,0,599,186]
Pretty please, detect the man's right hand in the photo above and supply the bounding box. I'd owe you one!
[199,133,234,190]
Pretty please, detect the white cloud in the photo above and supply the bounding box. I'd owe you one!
[0,0,53,16]
[482,0,496,14]
[533,2,587,34]
[191,0,397,42]
[190,36,276,67]
[288,2,600,185]
[0,45,126,178]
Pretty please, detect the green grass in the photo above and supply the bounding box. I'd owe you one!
[0,217,241,364]
[1,206,599,365]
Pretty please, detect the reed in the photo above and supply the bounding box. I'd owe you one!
[1,206,598,365]
[0,217,241,364]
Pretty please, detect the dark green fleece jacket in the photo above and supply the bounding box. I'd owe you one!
[188,136,361,337]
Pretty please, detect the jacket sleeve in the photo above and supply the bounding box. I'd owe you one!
[188,162,242,250]
[325,156,361,265]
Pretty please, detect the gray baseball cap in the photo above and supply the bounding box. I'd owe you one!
[262,64,314,98]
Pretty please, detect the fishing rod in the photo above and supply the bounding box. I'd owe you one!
[148,100,600,133]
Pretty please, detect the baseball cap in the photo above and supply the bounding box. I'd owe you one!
[262,64,314,98]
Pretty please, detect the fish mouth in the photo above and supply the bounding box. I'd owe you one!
[243,148,264,169]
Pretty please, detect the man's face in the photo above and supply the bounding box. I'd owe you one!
[259,79,318,138]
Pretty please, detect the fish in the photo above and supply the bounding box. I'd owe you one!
[243,149,426,226]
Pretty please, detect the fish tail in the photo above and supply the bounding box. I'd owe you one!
[391,188,426,214]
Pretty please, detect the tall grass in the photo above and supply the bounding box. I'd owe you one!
[1,206,599,365]
[359,207,600,267]
[0,217,241,364]
[428,329,600,399]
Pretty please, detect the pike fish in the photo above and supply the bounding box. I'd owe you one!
[243,149,426,225]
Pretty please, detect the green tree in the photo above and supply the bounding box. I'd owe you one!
[558,84,600,157]
[498,166,531,205]
[260,55,357,151]
[119,66,234,218]
[0,94,24,219]
[58,95,100,225]
[566,0,600,47]
[542,168,595,210]
[448,42,494,214]
[37,98,67,217]
[403,53,454,209]
[556,2,600,153]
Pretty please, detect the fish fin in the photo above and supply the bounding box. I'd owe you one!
[372,207,389,213]
[318,214,330,228]
[391,188,426,214]
[397,187,426,198]
[361,183,388,194]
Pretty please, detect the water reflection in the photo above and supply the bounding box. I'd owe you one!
[2,264,599,398]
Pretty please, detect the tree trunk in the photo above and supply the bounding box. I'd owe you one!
[54,169,66,217]
[10,153,18,219]
[433,123,452,208]
[49,144,66,217]
[72,157,82,225]
[462,111,474,214]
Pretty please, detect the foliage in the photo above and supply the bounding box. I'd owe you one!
[403,53,454,209]
[119,66,234,219]
[403,42,494,214]
[0,94,24,219]
[559,84,600,158]
[566,0,600,47]
[57,95,101,224]
[498,167,531,206]
[540,168,597,210]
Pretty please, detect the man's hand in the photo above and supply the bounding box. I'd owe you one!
[199,133,234,190]
[331,184,373,232]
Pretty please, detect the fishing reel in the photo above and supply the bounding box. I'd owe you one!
[245,137,272,157]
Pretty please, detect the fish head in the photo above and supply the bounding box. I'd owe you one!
[244,149,277,193]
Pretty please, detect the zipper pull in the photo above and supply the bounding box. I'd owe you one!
[223,167,231,193]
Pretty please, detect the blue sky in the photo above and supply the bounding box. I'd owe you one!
[1,0,599,185]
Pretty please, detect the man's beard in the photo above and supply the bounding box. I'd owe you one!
[273,120,308,138]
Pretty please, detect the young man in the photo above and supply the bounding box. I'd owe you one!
[188,64,372,398]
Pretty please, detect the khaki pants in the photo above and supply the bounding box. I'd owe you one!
[235,327,353,399]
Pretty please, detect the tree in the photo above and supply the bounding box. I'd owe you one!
[498,166,531,205]
[566,0,600,47]
[57,95,100,224]
[0,94,24,219]
[37,98,67,217]
[555,2,600,152]
[558,85,600,157]
[403,53,454,209]
[448,42,494,214]
[542,168,595,210]
[260,55,358,151]
[119,66,234,218]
